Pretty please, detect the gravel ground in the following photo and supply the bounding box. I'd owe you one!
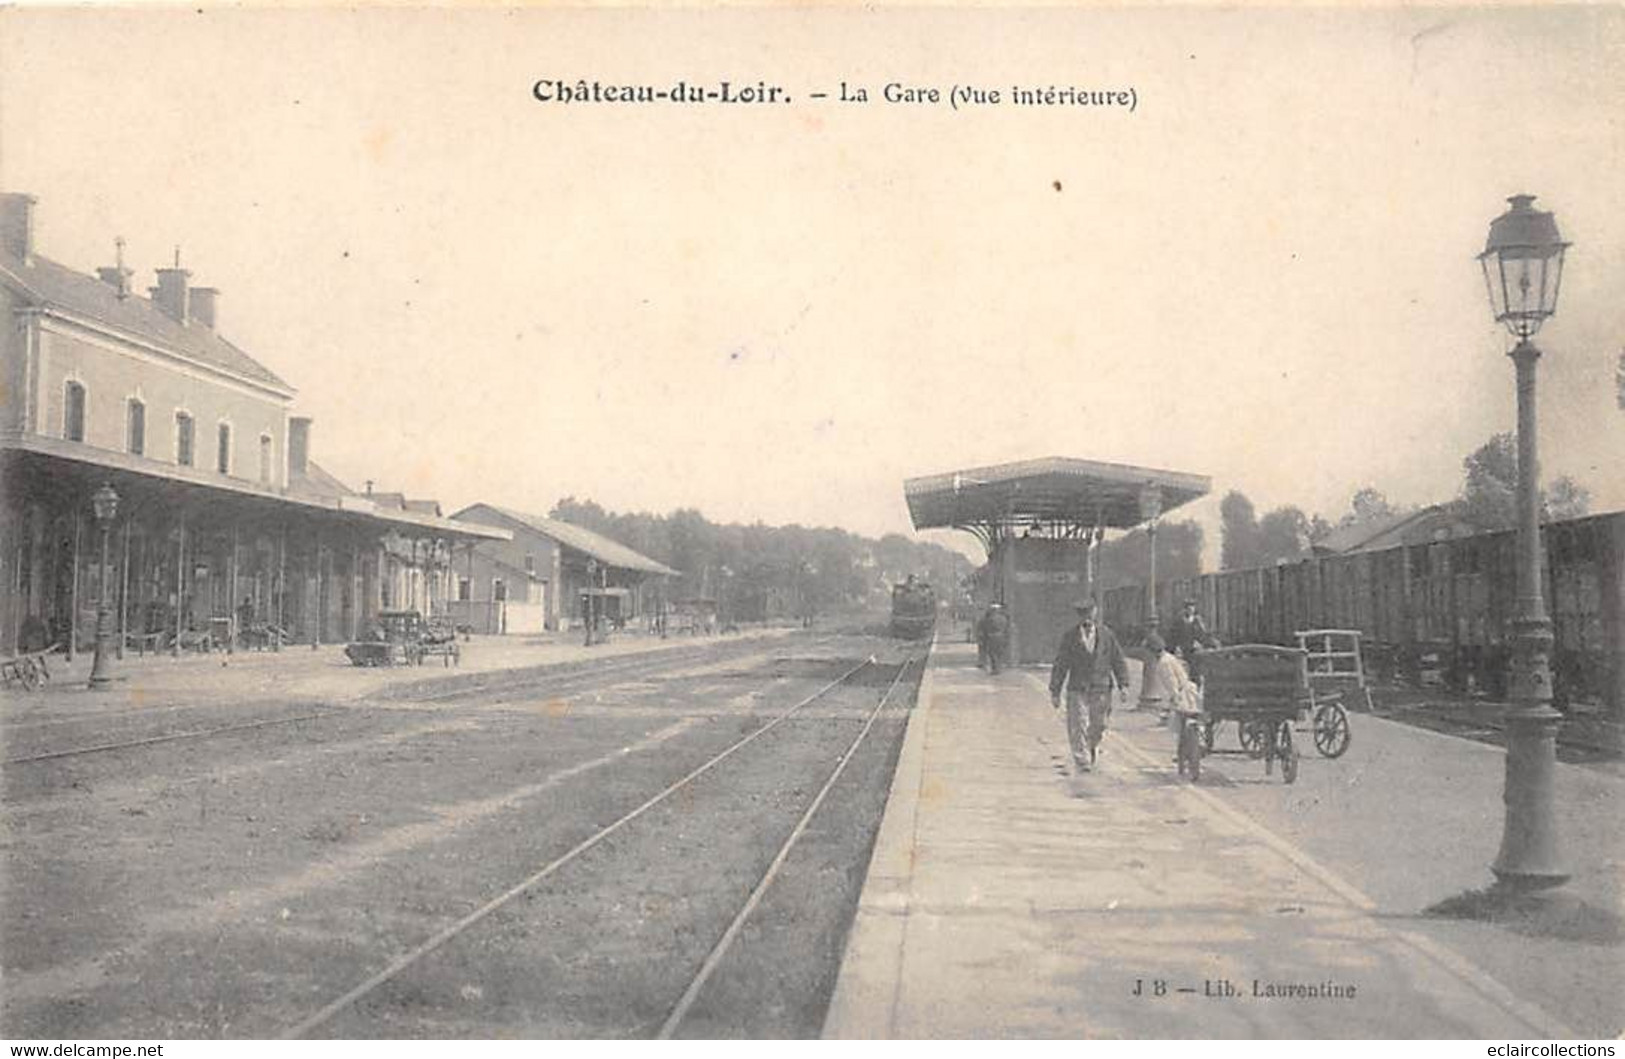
[1,631,925,1039]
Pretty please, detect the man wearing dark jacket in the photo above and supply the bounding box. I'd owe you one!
[1049,599,1131,769]
[976,603,1012,673]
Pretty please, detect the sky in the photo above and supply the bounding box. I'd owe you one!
[2,6,1621,566]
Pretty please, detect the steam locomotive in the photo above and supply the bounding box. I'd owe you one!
[890,577,937,640]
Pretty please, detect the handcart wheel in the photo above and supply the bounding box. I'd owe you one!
[1312,703,1351,759]
[1279,722,1298,784]
[1239,721,1267,758]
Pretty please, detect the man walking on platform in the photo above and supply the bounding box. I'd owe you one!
[1050,599,1131,770]
[976,603,1012,674]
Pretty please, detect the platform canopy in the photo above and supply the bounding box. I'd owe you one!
[905,456,1211,548]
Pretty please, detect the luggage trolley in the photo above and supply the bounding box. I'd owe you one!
[1194,644,1312,784]
[1294,628,1369,759]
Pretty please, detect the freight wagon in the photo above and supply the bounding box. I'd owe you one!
[1103,512,1623,716]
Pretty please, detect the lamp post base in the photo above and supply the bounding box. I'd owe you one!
[1490,702,1569,891]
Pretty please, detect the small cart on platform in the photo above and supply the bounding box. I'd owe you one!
[1,644,59,691]
[344,610,427,667]
[1295,629,1367,759]
[1194,644,1311,784]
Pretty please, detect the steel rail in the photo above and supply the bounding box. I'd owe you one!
[657,651,921,1038]
[280,653,878,1040]
[1,698,337,736]
[2,711,334,766]
[5,638,837,765]
[1363,704,1620,760]
[401,634,839,705]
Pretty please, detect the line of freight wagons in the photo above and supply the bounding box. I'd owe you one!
[1103,511,1624,716]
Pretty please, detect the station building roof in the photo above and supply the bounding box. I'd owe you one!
[905,456,1211,533]
[0,252,293,396]
[452,503,679,577]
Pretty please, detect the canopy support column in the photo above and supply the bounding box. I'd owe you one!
[67,509,81,663]
[172,510,186,657]
[117,518,131,660]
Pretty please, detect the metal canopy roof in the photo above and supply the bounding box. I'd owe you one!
[905,456,1211,538]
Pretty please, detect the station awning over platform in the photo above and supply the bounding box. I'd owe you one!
[2,433,510,543]
[905,456,1211,534]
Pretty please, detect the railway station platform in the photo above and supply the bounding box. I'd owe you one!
[824,641,1621,1039]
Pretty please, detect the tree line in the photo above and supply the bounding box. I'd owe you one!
[1218,432,1593,571]
[547,498,974,620]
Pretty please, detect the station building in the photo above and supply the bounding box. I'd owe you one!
[0,192,509,658]
[448,503,677,634]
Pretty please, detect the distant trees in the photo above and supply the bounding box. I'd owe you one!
[1096,520,1204,591]
[1218,492,1313,570]
[1342,487,1397,528]
[1257,507,1312,562]
[1457,432,1590,528]
[1219,492,1260,571]
[546,498,973,620]
[1545,477,1593,522]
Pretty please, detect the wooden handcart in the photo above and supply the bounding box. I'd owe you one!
[418,617,462,668]
[344,610,427,667]
[1295,629,1366,759]
[1194,644,1311,784]
[2,644,60,691]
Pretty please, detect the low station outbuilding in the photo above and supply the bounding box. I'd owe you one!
[448,504,677,635]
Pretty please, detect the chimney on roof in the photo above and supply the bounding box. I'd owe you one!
[97,236,134,299]
[154,247,190,324]
[190,287,220,329]
[0,192,37,264]
[288,416,312,477]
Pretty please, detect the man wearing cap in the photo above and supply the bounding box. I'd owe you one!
[1049,599,1131,769]
[1167,598,1211,660]
[1167,597,1214,687]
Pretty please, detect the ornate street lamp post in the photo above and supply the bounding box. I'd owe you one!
[1137,482,1166,713]
[1139,483,1163,632]
[87,483,120,691]
[1478,193,1569,890]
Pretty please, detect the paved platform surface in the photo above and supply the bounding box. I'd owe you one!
[825,641,1622,1039]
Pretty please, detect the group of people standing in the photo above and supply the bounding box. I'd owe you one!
[974,596,1214,773]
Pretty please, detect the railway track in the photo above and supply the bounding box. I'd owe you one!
[1,637,829,768]
[280,646,925,1039]
[398,634,810,705]
[1362,699,1622,763]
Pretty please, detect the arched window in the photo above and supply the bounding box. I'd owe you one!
[175,412,195,466]
[217,422,232,475]
[258,434,273,484]
[63,381,86,442]
[126,399,145,455]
